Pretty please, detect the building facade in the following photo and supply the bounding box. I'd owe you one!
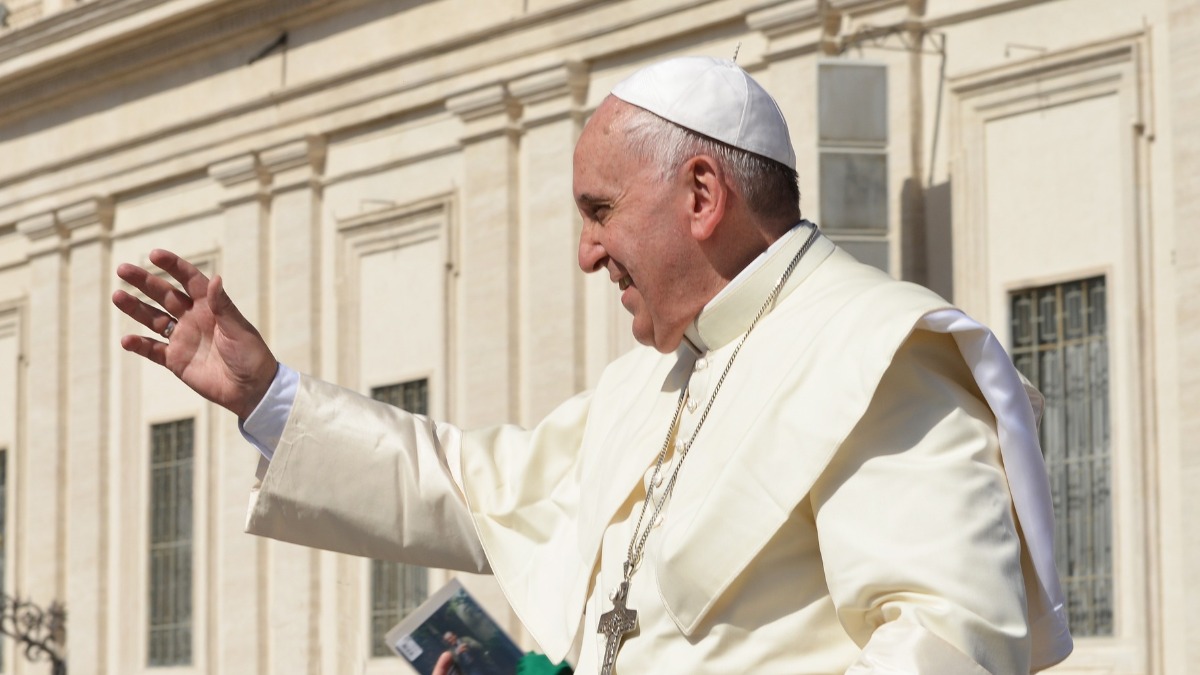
[0,0,1196,672]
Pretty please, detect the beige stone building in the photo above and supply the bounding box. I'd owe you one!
[0,0,1196,672]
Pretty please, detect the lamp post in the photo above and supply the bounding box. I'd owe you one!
[0,593,66,675]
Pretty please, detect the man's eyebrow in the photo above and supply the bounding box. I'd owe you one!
[575,193,608,206]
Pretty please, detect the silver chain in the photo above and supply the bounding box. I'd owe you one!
[621,223,821,584]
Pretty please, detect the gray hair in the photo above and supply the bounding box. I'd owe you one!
[617,106,800,221]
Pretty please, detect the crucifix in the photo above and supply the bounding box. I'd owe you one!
[597,580,638,675]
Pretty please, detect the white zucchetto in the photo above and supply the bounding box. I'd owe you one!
[610,56,797,170]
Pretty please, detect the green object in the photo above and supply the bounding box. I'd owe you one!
[516,653,573,675]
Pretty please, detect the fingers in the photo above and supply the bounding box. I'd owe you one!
[112,289,178,337]
[150,248,211,300]
[433,652,455,675]
[118,334,168,367]
[115,262,193,317]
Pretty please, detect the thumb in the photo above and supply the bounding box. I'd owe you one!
[208,275,256,335]
[208,275,233,315]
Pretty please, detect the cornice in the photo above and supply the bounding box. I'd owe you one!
[207,153,264,188]
[57,196,115,233]
[259,135,326,176]
[0,0,332,125]
[15,212,59,242]
[447,84,522,144]
[0,0,169,63]
[0,0,756,204]
[746,0,821,38]
[510,61,588,128]
[508,61,587,106]
[446,84,520,122]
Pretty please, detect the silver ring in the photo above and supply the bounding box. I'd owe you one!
[162,319,177,339]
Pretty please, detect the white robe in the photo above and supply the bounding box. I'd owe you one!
[246,228,1072,673]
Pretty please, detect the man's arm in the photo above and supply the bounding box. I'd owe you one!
[245,373,491,572]
[811,329,1031,674]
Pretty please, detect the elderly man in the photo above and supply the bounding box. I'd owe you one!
[114,57,1072,673]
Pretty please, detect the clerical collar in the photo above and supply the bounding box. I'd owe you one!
[681,221,833,354]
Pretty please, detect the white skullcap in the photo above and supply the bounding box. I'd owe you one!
[610,56,796,170]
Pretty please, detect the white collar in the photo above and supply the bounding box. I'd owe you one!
[681,221,832,354]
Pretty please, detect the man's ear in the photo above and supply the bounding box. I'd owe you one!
[684,155,727,241]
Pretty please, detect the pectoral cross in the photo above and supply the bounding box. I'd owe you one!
[597,581,638,675]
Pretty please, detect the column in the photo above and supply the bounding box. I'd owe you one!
[61,197,114,675]
[208,153,270,675]
[447,84,522,427]
[259,136,327,675]
[510,62,589,421]
[14,211,66,615]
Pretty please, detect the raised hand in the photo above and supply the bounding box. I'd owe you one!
[112,249,278,419]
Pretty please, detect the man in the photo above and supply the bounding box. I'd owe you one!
[113,57,1072,673]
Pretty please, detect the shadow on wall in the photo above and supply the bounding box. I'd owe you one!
[900,177,953,303]
[925,180,953,302]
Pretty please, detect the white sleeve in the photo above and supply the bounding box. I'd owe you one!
[811,329,1031,674]
[238,363,299,460]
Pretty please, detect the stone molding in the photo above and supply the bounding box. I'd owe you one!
[335,193,456,403]
[949,33,1147,316]
[260,135,327,193]
[208,153,264,188]
[15,212,59,242]
[15,196,114,254]
[0,0,327,125]
[447,83,522,145]
[58,196,115,240]
[509,61,588,128]
[259,136,327,176]
[746,0,821,37]
[747,0,828,59]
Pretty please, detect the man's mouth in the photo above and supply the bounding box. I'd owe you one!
[618,277,631,291]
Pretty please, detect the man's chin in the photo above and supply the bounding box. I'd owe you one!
[637,326,684,354]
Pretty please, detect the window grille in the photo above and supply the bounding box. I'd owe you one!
[147,419,194,666]
[368,380,431,656]
[1010,277,1112,636]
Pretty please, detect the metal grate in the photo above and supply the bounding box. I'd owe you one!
[1011,277,1112,636]
[368,381,430,656]
[147,418,194,666]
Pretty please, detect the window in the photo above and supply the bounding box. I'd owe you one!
[368,380,431,656]
[148,419,194,666]
[1010,277,1112,636]
[818,61,889,271]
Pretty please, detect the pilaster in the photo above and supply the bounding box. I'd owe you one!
[447,84,522,427]
[257,135,327,675]
[207,152,271,675]
[14,210,66,614]
[510,62,589,422]
[61,196,114,675]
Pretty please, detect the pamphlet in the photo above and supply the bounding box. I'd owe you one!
[385,578,525,675]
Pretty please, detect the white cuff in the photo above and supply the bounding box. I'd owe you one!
[238,363,299,461]
[846,620,991,675]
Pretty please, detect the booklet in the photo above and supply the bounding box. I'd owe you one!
[385,578,526,675]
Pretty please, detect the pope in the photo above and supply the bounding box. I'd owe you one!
[113,56,1073,673]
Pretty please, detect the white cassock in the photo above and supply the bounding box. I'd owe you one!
[245,225,1072,673]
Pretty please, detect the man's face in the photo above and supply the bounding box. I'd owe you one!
[573,99,704,352]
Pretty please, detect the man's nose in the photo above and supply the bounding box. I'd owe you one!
[578,223,605,273]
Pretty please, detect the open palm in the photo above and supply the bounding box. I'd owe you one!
[113,249,277,419]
